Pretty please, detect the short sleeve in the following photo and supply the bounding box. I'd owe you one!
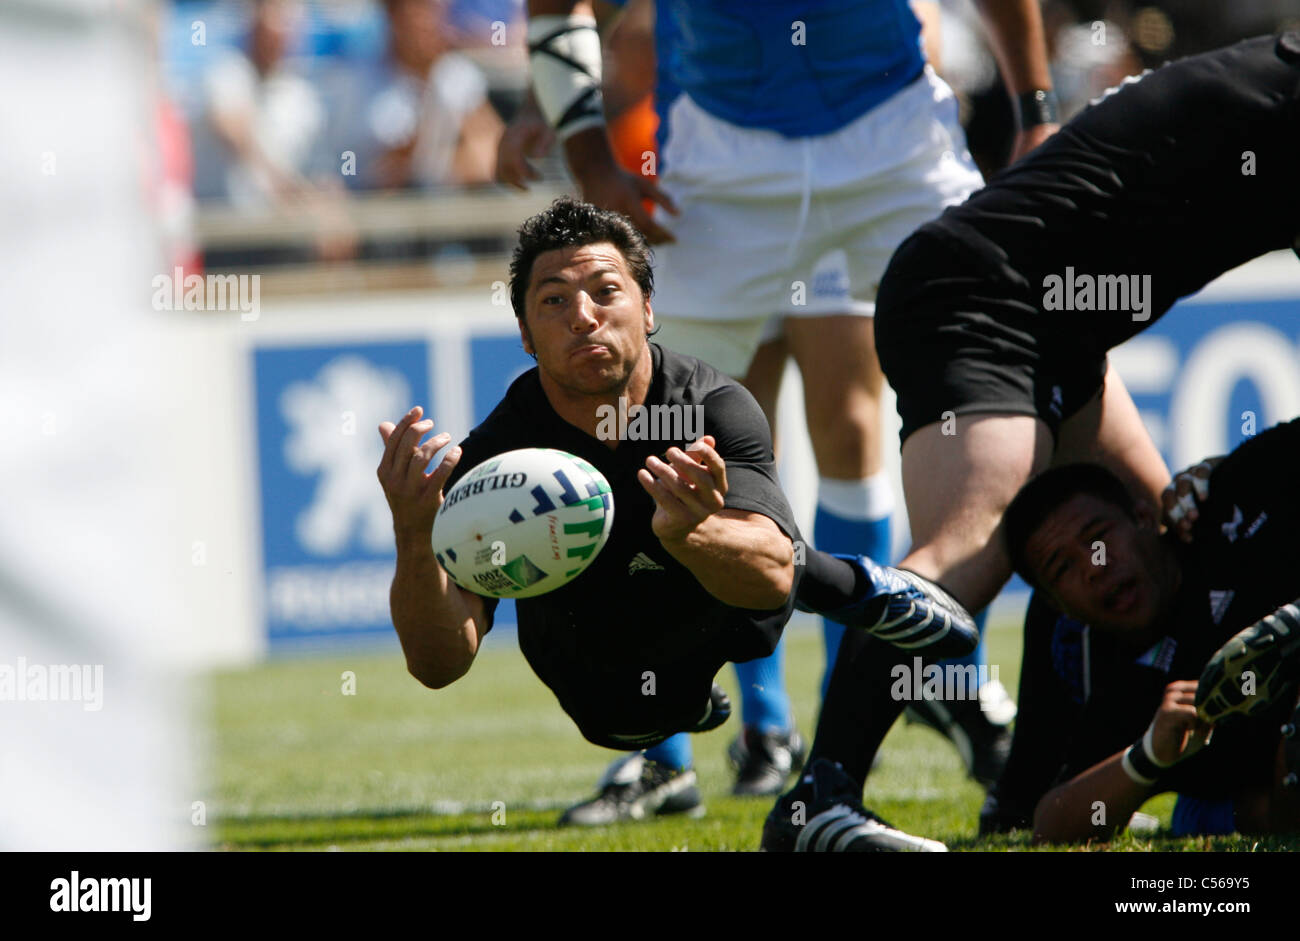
[699,381,800,543]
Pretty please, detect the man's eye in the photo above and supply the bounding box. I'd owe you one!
[543,294,565,305]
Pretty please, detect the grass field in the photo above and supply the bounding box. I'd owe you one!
[206,613,1297,852]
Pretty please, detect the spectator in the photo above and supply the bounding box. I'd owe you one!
[338,0,505,190]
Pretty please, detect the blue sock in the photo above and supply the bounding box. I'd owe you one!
[735,641,792,734]
[644,733,692,771]
[815,477,894,700]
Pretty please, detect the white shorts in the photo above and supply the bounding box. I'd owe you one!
[650,66,984,378]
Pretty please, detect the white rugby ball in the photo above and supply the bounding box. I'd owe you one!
[433,448,614,599]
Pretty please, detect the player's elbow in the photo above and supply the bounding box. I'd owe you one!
[406,654,470,690]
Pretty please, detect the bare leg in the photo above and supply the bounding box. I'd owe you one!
[897,413,1053,613]
[741,333,789,451]
[1053,361,1171,508]
[784,315,885,479]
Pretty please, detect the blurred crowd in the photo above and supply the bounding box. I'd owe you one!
[155,0,1300,266]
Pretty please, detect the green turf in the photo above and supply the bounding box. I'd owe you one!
[205,615,1298,851]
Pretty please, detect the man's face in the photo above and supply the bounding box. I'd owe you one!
[1024,493,1172,639]
[521,242,653,398]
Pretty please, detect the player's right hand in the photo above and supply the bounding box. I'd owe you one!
[1161,458,1221,543]
[576,163,678,244]
[377,406,461,539]
[495,108,555,190]
[1149,680,1213,765]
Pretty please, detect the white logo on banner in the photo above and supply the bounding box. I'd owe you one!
[281,356,411,556]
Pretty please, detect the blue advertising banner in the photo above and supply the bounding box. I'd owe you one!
[254,341,431,650]
[1116,296,1300,473]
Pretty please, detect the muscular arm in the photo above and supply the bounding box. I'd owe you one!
[1033,750,1152,844]
[659,508,795,610]
[971,0,1052,95]
[640,438,795,610]
[1034,680,1211,843]
[378,407,492,689]
[390,528,490,688]
[971,0,1059,160]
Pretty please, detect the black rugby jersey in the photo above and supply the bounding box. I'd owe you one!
[441,344,800,740]
[922,32,1300,363]
[1047,418,1300,797]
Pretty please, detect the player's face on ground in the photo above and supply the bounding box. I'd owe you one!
[521,241,654,399]
[1025,493,1171,640]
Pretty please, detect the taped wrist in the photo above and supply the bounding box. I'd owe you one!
[1122,725,1175,786]
[527,14,605,140]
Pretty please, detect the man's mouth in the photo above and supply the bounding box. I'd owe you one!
[1104,576,1139,615]
[571,343,608,358]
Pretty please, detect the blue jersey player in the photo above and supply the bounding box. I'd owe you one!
[515,0,1057,823]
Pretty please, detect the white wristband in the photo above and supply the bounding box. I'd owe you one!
[1121,746,1159,786]
[527,14,605,140]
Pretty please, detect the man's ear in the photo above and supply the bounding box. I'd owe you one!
[518,316,534,356]
[644,300,654,335]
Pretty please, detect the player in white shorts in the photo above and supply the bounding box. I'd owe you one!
[511,0,1058,820]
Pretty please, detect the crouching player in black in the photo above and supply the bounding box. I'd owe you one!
[996,419,1300,842]
[376,197,974,845]
[764,32,1300,851]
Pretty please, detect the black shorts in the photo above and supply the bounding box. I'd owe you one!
[874,221,1109,446]
[519,561,800,751]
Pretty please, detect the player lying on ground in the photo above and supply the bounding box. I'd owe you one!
[377,198,975,840]
[760,32,1300,851]
[999,421,1300,842]
[762,425,1300,849]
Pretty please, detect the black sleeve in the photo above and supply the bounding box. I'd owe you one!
[1191,417,1300,607]
[699,381,800,544]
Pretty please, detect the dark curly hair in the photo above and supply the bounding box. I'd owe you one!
[1003,463,1139,588]
[508,196,654,321]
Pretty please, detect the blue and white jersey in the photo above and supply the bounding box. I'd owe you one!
[652,0,925,142]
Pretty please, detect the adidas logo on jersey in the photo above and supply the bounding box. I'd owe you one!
[628,552,665,574]
[1209,589,1235,625]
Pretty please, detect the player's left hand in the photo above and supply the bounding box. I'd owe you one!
[1148,680,1214,766]
[1009,123,1059,164]
[638,435,727,542]
[1161,457,1222,543]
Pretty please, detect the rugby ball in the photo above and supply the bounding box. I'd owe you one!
[433,448,614,599]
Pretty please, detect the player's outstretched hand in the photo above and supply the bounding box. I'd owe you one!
[1161,457,1222,542]
[377,406,461,539]
[639,435,727,542]
[1149,680,1214,765]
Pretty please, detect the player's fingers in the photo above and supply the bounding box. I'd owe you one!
[632,204,676,244]
[410,432,453,483]
[668,447,724,510]
[378,406,421,477]
[685,437,726,494]
[425,444,463,498]
[394,418,434,479]
[647,454,711,516]
[637,175,679,216]
[638,465,690,518]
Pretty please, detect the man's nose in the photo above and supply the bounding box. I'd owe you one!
[570,291,600,330]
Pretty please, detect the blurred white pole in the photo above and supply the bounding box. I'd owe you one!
[0,0,200,850]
